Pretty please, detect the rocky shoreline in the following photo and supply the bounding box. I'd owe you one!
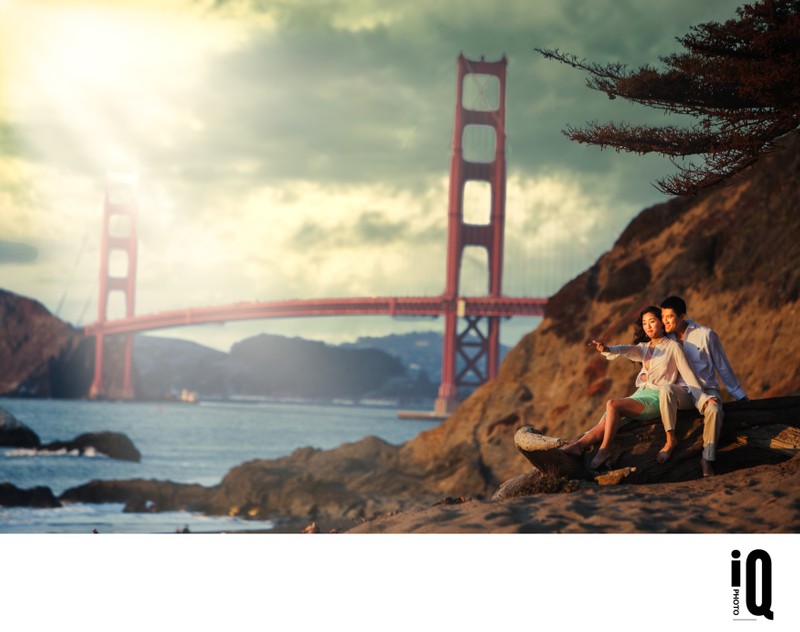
[3,396,798,534]
[1,408,141,462]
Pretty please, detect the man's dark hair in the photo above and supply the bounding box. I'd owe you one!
[660,296,687,315]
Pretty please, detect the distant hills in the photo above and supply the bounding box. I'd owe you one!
[134,332,420,402]
[340,331,512,384]
[134,331,453,403]
[339,331,446,382]
[133,328,510,402]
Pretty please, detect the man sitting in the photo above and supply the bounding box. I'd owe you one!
[657,296,748,476]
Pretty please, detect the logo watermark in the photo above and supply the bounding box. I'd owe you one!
[731,549,774,621]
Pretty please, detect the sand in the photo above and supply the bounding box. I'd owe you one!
[347,452,800,533]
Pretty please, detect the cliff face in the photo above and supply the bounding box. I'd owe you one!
[399,131,800,495]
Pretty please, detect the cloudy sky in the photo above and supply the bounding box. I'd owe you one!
[0,0,745,351]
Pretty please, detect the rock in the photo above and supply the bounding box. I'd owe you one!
[204,436,416,528]
[510,397,800,487]
[513,427,585,479]
[432,496,470,506]
[60,479,212,512]
[492,470,581,501]
[40,431,141,462]
[0,482,61,508]
[0,408,41,448]
[594,467,637,486]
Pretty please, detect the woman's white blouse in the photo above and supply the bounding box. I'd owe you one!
[603,337,707,408]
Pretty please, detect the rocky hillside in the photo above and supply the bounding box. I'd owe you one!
[0,290,92,398]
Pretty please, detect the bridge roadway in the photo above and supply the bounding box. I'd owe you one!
[82,295,547,336]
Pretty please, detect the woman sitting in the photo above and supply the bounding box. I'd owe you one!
[560,305,704,470]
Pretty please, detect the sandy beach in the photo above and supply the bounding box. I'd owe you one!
[348,452,800,533]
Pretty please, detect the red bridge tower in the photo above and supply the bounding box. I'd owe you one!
[435,54,508,415]
[89,173,138,400]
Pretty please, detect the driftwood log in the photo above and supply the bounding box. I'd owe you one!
[505,396,800,493]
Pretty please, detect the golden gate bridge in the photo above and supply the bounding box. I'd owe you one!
[83,54,547,414]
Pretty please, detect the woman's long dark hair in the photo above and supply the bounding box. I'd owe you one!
[633,305,662,344]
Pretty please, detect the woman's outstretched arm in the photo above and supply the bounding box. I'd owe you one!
[596,341,645,363]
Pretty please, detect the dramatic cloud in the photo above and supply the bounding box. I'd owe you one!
[0,0,745,349]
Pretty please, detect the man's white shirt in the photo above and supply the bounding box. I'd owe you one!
[672,318,747,400]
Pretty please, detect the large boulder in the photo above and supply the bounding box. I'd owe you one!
[60,479,211,513]
[0,408,41,448]
[204,436,417,529]
[40,431,142,462]
[0,482,61,508]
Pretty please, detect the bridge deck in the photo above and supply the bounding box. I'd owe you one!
[83,295,546,336]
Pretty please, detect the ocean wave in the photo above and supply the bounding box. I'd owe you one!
[0,502,276,534]
[5,446,105,458]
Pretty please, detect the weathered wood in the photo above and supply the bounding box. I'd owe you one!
[513,396,800,485]
[513,427,585,480]
[735,424,800,455]
[720,397,800,427]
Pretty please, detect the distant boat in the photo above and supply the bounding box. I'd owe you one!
[359,398,400,408]
[397,410,448,421]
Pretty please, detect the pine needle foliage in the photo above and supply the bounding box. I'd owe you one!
[536,0,800,196]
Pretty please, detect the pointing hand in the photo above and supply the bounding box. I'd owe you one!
[588,340,608,353]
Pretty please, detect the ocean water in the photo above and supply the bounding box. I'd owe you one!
[0,397,440,533]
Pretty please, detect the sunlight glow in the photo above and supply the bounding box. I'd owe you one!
[1,0,244,173]
[0,0,249,324]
